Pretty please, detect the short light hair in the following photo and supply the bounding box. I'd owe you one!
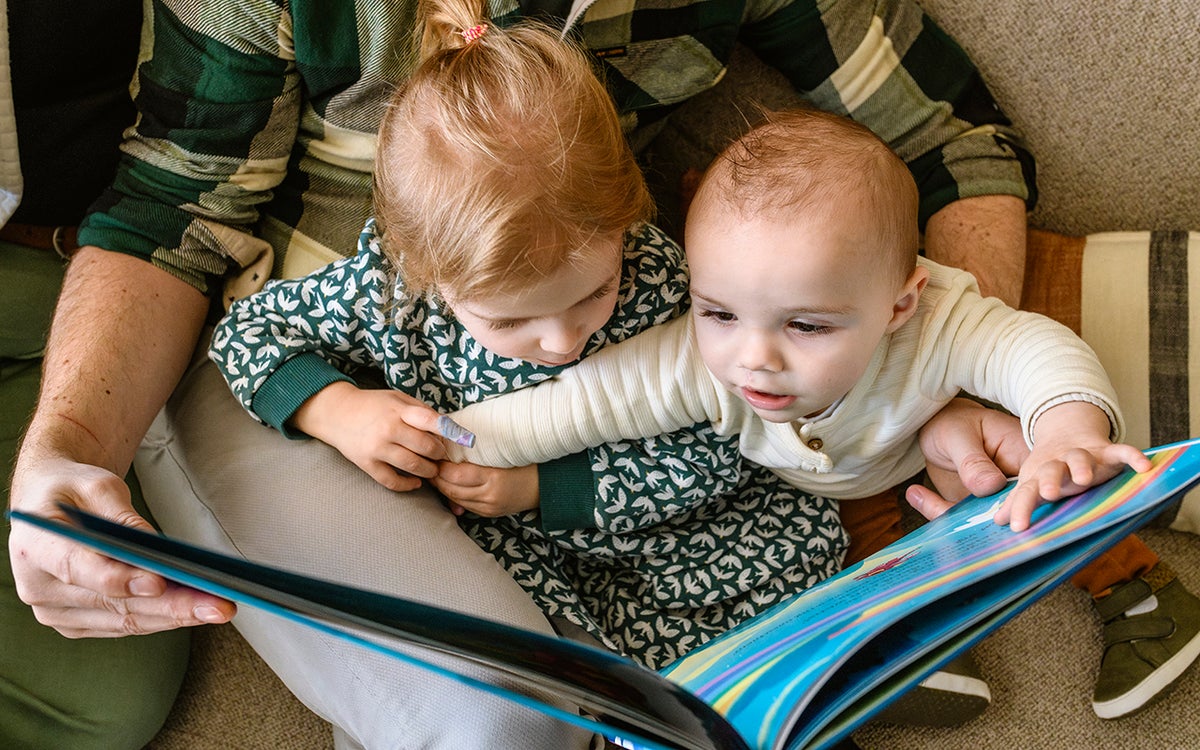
[694,108,920,285]
[374,0,653,301]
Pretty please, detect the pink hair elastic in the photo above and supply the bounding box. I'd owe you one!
[461,24,487,44]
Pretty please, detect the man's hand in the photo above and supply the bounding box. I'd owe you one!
[9,456,236,638]
[291,382,448,492]
[432,462,540,517]
[907,398,1029,519]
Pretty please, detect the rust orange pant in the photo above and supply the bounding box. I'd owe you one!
[840,486,1159,598]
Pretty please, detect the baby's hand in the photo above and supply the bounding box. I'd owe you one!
[291,382,447,491]
[431,462,539,517]
[995,403,1151,531]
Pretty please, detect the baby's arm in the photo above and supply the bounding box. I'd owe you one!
[982,320,1150,530]
[926,268,1150,529]
[447,315,719,468]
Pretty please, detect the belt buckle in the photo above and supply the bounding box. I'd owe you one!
[51,226,71,261]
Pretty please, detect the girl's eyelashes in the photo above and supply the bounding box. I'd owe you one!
[590,280,617,300]
[488,318,523,331]
[696,308,736,324]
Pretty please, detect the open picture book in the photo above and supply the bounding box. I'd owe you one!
[11,437,1200,750]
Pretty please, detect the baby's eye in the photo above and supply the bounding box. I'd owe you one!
[789,320,830,334]
[697,309,737,324]
[489,319,522,331]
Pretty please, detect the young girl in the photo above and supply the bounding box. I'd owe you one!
[209,0,847,673]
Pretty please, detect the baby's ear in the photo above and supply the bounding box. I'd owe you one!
[886,265,930,333]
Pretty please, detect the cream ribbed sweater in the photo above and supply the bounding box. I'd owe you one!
[448,259,1123,499]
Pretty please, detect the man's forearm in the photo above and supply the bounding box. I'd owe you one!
[924,194,1027,308]
[18,247,209,477]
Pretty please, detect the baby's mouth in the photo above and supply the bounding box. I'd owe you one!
[740,386,797,411]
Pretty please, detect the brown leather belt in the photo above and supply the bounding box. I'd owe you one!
[0,222,80,260]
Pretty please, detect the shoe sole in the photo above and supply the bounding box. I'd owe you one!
[870,669,992,727]
[1092,624,1200,719]
[920,669,993,701]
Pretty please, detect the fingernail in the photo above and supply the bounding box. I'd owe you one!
[129,576,160,596]
[194,605,227,623]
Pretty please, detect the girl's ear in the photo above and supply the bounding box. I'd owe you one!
[885,265,930,333]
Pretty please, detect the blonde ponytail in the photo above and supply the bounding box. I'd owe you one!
[375,0,654,300]
[417,0,488,60]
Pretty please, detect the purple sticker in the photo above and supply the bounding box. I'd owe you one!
[437,415,476,448]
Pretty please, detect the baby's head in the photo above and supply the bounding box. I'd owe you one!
[683,109,928,422]
[374,0,653,365]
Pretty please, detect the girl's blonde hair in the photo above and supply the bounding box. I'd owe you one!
[374,0,653,301]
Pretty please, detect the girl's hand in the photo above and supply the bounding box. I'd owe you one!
[292,382,447,491]
[432,462,540,517]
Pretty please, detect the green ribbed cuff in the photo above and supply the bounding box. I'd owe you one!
[537,451,599,531]
[250,353,355,439]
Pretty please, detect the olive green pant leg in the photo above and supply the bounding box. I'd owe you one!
[0,241,191,750]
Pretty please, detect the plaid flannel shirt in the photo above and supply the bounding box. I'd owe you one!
[80,0,1034,297]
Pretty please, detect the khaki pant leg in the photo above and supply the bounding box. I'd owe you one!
[135,340,594,749]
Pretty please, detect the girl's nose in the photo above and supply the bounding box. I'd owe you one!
[540,318,588,357]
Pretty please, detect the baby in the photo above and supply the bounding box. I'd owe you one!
[443,108,1150,532]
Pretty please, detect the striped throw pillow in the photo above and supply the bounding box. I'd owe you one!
[1023,229,1200,533]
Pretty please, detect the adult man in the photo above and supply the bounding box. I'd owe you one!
[0,1,196,747]
[9,0,1189,747]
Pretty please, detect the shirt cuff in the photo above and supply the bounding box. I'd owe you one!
[251,353,356,438]
[537,452,599,531]
[1025,393,1123,445]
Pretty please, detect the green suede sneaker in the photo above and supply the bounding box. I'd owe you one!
[1092,565,1200,719]
[870,650,991,727]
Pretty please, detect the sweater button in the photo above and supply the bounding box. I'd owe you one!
[807,438,823,451]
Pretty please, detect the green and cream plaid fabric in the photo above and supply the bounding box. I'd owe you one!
[80,0,1034,298]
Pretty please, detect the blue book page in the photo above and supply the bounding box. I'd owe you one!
[660,438,1200,750]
